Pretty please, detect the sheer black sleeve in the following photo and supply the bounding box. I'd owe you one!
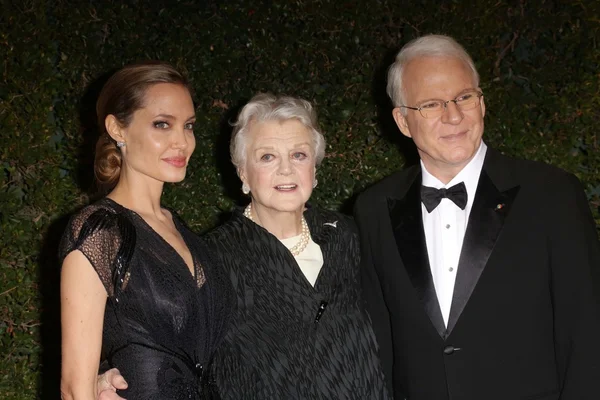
[59,204,135,297]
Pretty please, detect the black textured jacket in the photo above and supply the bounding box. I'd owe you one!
[206,207,389,400]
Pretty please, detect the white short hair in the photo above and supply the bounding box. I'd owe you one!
[230,93,326,171]
[387,34,480,110]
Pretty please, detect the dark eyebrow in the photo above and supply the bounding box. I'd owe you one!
[154,113,196,121]
[154,114,176,119]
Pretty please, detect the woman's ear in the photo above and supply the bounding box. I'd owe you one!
[237,167,246,184]
[105,115,125,143]
[238,167,252,195]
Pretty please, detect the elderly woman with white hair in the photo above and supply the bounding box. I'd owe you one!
[205,93,389,399]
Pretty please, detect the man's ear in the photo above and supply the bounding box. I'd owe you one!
[105,115,125,143]
[479,91,486,118]
[392,107,412,138]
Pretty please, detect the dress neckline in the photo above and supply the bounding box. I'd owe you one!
[102,197,200,286]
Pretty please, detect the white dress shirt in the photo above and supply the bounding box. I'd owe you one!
[421,141,487,326]
[280,235,324,286]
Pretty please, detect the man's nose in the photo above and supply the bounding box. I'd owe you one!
[441,101,464,124]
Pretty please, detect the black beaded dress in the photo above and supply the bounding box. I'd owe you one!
[59,198,232,399]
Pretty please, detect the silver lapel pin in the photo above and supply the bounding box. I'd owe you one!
[323,221,338,228]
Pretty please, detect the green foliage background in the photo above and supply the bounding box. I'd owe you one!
[1,0,599,398]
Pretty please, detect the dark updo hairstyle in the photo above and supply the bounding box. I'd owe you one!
[94,61,190,191]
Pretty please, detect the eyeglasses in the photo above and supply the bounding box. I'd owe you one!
[400,90,483,119]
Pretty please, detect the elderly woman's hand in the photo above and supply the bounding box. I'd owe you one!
[97,368,127,400]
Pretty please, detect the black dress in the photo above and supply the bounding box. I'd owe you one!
[206,207,390,399]
[59,198,232,399]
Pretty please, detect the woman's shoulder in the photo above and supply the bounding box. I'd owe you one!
[59,198,136,296]
[66,199,122,234]
[60,198,135,260]
[204,209,247,241]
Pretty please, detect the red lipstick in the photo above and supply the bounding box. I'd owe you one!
[162,157,187,168]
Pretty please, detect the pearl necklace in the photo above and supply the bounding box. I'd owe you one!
[243,204,310,256]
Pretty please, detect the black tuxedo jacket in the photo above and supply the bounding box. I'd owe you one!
[354,148,600,400]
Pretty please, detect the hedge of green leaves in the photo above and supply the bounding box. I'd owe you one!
[1,0,599,398]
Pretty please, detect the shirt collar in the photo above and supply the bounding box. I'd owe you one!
[420,141,487,203]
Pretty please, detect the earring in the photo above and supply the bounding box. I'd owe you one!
[242,183,250,195]
[116,141,126,148]
[312,179,318,189]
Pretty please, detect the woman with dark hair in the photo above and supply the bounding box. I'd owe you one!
[59,62,231,400]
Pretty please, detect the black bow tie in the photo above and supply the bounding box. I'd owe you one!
[421,182,468,213]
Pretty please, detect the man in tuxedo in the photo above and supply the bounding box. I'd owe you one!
[354,34,600,400]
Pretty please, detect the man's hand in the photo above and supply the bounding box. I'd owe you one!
[97,368,128,400]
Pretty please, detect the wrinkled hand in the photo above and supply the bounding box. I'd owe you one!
[97,368,128,400]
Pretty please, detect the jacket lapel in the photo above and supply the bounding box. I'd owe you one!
[388,172,447,339]
[446,158,521,335]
